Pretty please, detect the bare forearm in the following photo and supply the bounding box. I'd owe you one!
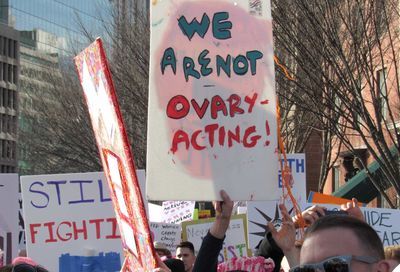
[283,247,300,269]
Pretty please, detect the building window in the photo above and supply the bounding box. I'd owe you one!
[377,68,388,120]
[381,194,390,209]
[2,62,6,82]
[354,78,362,124]
[7,64,12,83]
[13,65,18,84]
[0,37,3,56]
[4,115,8,134]
[2,37,7,56]
[2,87,6,107]
[8,38,12,58]
[12,90,17,110]
[7,89,12,108]
[0,114,3,133]
[13,116,16,135]
[333,166,340,191]
[0,63,3,81]
[1,140,6,158]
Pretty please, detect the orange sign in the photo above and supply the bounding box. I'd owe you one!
[308,191,365,207]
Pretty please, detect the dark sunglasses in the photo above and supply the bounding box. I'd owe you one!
[289,255,379,272]
[12,263,48,272]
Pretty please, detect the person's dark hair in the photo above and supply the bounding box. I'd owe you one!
[0,265,13,272]
[176,241,195,254]
[8,264,49,272]
[305,215,384,259]
[164,258,185,272]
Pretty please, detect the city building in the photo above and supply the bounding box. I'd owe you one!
[0,0,111,173]
[320,3,400,208]
[0,23,19,173]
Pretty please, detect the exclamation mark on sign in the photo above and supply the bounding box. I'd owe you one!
[265,120,270,146]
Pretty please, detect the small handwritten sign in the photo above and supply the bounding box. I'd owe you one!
[150,222,181,256]
[182,214,249,263]
[162,201,195,224]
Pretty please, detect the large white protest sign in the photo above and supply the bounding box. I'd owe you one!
[18,170,147,254]
[182,214,249,263]
[21,172,125,272]
[0,174,19,266]
[150,222,181,256]
[162,201,195,224]
[362,207,400,246]
[247,154,306,249]
[301,203,400,247]
[147,0,279,201]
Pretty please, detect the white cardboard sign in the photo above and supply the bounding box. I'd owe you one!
[147,0,279,201]
[150,222,181,256]
[247,154,306,249]
[0,174,19,266]
[21,172,124,272]
[182,215,248,263]
[148,203,164,223]
[302,203,400,247]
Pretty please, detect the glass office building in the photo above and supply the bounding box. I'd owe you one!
[0,0,111,173]
[0,0,111,54]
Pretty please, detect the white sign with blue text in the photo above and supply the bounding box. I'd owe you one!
[247,154,306,249]
[20,172,134,272]
[302,203,400,247]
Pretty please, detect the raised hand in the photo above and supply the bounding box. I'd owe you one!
[269,203,296,252]
[341,198,364,221]
[210,190,234,239]
[292,205,326,228]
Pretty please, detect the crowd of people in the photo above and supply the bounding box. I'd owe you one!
[1,190,399,271]
[154,190,400,272]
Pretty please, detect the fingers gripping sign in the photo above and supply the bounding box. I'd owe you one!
[341,198,364,221]
[214,190,234,219]
[211,190,234,239]
[296,205,326,227]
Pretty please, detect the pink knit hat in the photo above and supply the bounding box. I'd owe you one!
[217,256,275,272]
[12,257,38,267]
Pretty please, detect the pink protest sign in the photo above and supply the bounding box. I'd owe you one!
[74,39,156,271]
[147,0,279,201]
